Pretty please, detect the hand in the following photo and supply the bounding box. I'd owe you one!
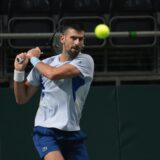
[26,47,41,59]
[14,52,29,71]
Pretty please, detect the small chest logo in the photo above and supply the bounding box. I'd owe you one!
[42,146,48,152]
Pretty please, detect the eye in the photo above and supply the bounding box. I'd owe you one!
[72,36,77,40]
[79,37,84,41]
[71,36,84,41]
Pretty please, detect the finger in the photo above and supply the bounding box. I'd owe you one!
[16,52,27,63]
[35,46,40,50]
[24,57,29,64]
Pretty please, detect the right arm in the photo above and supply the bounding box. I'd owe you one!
[14,81,38,104]
[14,50,39,104]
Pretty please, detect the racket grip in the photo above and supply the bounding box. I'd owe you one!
[16,52,43,63]
[16,57,24,63]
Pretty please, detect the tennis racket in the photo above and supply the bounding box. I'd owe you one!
[49,25,63,55]
[16,51,43,63]
[16,25,63,63]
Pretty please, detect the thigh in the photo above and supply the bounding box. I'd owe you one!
[63,141,89,160]
[44,150,64,160]
[33,126,61,159]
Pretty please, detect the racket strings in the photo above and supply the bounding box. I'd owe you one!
[48,25,64,55]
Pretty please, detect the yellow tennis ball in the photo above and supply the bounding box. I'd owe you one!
[95,24,110,39]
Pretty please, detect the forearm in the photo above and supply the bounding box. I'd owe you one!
[13,69,28,104]
[35,61,80,80]
[35,62,58,79]
[14,48,40,104]
[14,81,29,104]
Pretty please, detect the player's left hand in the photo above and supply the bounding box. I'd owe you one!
[27,47,41,59]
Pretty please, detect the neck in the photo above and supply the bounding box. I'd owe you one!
[59,52,71,62]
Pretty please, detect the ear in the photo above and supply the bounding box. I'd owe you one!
[60,34,65,43]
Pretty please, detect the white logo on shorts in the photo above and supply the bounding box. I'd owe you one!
[42,146,48,152]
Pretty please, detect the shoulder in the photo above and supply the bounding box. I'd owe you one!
[70,52,94,77]
[42,55,58,64]
[77,52,93,59]
[75,53,94,64]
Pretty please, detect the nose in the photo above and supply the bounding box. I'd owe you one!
[74,39,80,45]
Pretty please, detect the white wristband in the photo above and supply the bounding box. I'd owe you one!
[14,70,25,82]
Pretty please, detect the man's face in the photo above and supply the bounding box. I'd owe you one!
[60,28,85,59]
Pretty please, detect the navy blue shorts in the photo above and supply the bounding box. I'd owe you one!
[33,126,89,160]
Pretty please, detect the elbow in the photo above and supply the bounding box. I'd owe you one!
[47,74,54,80]
[48,75,57,80]
[43,68,62,80]
[15,98,27,105]
[45,71,57,80]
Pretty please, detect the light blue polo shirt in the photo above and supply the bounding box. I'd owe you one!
[27,53,94,131]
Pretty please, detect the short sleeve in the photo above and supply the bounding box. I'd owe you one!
[27,67,41,86]
[70,54,94,80]
[26,56,56,86]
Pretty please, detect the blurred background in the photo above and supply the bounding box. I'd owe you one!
[1,0,160,86]
[0,0,160,160]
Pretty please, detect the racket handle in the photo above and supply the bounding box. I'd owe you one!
[16,52,43,63]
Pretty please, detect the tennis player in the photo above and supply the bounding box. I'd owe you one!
[14,23,94,160]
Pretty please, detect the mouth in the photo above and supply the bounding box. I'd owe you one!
[71,47,81,52]
[68,47,80,59]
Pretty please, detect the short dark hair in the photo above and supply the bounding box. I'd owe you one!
[61,22,85,34]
